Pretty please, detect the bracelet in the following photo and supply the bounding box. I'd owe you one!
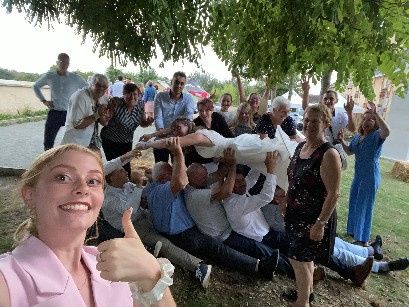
[316,217,328,226]
[129,258,174,307]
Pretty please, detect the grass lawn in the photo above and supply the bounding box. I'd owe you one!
[0,156,408,306]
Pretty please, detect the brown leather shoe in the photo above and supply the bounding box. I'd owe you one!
[350,256,374,287]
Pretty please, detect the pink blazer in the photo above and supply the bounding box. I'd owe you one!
[0,236,133,307]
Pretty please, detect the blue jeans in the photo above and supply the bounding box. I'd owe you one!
[165,226,258,275]
[44,110,67,150]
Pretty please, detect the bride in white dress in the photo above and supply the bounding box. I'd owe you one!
[136,119,298,190]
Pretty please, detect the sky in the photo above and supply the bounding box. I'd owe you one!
[0,9,322,93]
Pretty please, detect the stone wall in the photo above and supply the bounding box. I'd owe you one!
[0,79,49,114]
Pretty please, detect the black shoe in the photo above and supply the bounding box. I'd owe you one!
[258,256,279,279]
[370,235,383,260]
[387,258,409,271]
[282,289,315,303]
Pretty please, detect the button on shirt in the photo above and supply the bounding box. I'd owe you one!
[147,181,195,235]
[154,91,195,130]
[33,71,88,111]
[223,169,277,242]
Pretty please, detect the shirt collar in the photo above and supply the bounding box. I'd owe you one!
[12,236,112,296]
[169,90,184,100]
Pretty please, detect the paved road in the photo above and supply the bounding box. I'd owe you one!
[0,120,155,169]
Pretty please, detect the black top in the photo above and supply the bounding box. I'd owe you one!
[285,141,337,264]
[185,112,233,165]
[255,114,296,139]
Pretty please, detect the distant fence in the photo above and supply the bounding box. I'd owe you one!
[0,79,49,114]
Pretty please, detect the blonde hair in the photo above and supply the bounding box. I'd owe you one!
[14,144,104,245]
[305,103,332,127]
[230,102,255,130]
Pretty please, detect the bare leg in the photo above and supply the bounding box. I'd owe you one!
[136,132,214,150]
[289,258,313,307]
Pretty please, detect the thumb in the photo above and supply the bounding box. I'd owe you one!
[122,208,139,239]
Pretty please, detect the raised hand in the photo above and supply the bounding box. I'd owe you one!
[264,151,279,174]
[165,137,182,155]
[301,76,310,94]
[222,147,236,167]
[344,96,355,114]
[96,208,161,291]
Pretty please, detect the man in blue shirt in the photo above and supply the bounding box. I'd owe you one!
[153,71,194,162]
[33,53,88,150]
[147,137,283,278]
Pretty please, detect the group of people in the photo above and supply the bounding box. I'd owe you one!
[0,53,407,307]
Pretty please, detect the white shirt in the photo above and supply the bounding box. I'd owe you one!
[61,88,96,147]
[101,157,143,230]
[223,169,276,242]
[184,185,232,241]
[110,80,125,98]
[326,109,348,143]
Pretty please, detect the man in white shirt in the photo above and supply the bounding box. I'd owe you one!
[61,74,111,149]
[185,149,295,277]
[109,76,125,98]
[221,152,289,253]
[101,149,212,288]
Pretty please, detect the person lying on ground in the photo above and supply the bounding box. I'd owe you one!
[146,137,284,279]
[102,149,212,288]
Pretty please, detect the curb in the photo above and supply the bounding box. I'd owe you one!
[0,167,26,177]
[0,115,47,127]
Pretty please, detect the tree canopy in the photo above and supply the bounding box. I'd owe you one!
[209,0,409,98]
[3,0,210,66]
[3,0,409,98]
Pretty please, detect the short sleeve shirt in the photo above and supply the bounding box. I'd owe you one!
[146,182,195,235]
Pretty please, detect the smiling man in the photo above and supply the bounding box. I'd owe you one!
[153,71,195,162]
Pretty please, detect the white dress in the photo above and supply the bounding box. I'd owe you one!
[195,127,298,191]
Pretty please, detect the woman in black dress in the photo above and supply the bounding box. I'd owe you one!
[285,104,341,306]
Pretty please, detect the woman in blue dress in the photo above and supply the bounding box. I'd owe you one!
[339,102,390,245]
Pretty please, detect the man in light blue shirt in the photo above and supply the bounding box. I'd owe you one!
[153,71,194,162]
[109,75,125,98]
[33,53,87,150]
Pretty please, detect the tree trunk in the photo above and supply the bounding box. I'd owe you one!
[320,70,332,95]
[234,72,246,103]
[288,75,294,100]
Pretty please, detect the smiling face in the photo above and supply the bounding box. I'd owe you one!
[91,81,109,100]
[272,105,290,125]
[322,91,337,111]
[198,104,213,123]
[22,150,104,237]
[360,112,377,135]
[221,94,232,112]
[123,89,139,106]
[303,109,328,139]
[248,94,260,112]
